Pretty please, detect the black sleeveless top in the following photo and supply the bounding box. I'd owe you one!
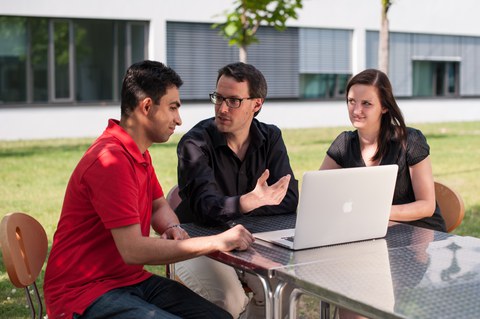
[326,127,446,232]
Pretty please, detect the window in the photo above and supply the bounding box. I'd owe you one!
[51,19,73,101]
[299,28,352,99]
[413,61,459,97]
[0,17,148,105]
[300,73,350,99]
[0,17,27,103]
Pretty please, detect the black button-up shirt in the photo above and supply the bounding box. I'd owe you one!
[176,117,299,226]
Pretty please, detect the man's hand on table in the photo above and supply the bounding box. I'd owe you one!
[214,224,255,252]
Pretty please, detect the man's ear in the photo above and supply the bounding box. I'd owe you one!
[139,97,153,115]
[253,98,264,113]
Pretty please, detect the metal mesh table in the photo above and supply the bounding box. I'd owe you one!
[274,233,480,319]
[182,216,452,275]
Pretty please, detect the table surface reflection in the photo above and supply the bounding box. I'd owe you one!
[182,214,451,275]
[181,214,480,318]
[275,235,480,318]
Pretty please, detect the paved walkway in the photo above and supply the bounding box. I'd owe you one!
[1,98,479,141]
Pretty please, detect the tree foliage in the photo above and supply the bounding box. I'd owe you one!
[212,0,303,62]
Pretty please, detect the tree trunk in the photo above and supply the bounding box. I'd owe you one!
[239,45,247,63]
[378,6,389,74]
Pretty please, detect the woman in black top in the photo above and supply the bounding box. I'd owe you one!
[320,69,446,232]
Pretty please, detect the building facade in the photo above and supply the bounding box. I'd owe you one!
[2,0,480,107]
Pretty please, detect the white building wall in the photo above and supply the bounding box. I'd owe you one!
[2,0,480,140]
[3,0,480,70]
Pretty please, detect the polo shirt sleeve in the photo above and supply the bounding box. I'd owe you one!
[84,149,141,229]
[150,166,163,200]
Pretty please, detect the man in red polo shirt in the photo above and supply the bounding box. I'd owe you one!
[43,60,253,319]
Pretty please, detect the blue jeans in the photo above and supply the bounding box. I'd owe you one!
[75,275,233,319]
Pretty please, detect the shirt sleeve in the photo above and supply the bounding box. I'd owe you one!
[249,127,299,216]
[406,128,430,166]
[150,165,163,200]
[326,131,349,167]
[85,149,141,229]
[177,125,299,225]
[177,131,240,225]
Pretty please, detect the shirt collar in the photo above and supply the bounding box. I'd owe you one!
[207,117,265,150]
[105,119,148,164]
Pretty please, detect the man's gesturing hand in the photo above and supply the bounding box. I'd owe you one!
[240,169,291,213]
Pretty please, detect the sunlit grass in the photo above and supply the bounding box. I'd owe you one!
[1,121,479,318]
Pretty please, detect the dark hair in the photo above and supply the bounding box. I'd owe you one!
[217,62,267,117]
[121,60,183,116]
[346,69,407,161]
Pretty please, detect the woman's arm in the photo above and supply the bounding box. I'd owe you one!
[319,154,342,170]
[390,156,436,221]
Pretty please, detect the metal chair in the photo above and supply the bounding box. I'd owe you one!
[435,181,465,232]
[0,212,48,319]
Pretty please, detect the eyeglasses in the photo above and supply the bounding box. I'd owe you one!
[209,92,255,109]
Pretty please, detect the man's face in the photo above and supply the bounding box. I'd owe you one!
[214,75,261,135]
[146,86,182,143]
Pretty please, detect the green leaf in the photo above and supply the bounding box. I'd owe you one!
[211,0,303,58]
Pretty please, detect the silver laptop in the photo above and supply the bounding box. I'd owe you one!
[254,165,398,250]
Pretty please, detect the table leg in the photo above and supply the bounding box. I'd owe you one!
[320,301,331,319]
[167,263,176,280]
[287,288,331,319]
[273,281,289,318]
[256,274,274,319]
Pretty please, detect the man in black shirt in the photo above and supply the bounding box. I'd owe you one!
[174,62,299,318]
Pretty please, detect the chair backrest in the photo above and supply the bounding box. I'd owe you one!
[166,184,181,210]
[435,181,465,232]
[0,212,48,319]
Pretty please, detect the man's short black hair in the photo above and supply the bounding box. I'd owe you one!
[121,60,183,116]
[217,62,267,99]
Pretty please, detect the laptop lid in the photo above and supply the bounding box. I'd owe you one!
[254,165,398,250]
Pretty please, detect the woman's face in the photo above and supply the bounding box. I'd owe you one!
[347,84,387,131]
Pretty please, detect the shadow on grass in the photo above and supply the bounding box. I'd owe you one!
[0,143,92,158]
[0,140,179,159]
[423,134,451,140]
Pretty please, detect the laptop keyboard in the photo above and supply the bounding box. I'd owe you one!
[282,236,294,242]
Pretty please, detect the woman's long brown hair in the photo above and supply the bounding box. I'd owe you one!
[345,69,407,162]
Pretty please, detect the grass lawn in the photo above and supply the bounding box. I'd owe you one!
[1,121,479,318]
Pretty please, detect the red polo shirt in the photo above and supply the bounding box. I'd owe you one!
[44,119,163,319]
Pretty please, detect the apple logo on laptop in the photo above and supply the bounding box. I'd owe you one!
[342,201,353,213]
